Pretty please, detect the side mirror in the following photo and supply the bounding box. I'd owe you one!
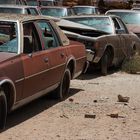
[116,29,125,34]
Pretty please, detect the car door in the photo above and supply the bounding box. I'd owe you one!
[35,20,67,87]
[21,21,51,99]
[112,17,127,63]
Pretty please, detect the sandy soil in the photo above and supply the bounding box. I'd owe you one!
[0,71,140,140]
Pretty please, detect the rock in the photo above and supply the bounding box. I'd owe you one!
[84,114,96,119]
[93,100,98,103]
[118,94,130,102]
[69,98,74,102]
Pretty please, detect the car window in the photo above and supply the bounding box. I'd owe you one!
[0,8,24,14]
[116,18,128,34]
[36,21,58,50]
[27,8,39,15]
[112,18,127,34]
[26,0,38,6]
[67,8,72,16]
[0,22,18,53]
[23,22,42,54]
[40,8,67,17]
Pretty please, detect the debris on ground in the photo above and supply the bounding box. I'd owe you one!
[107,111,119,118]
[118,94,130,102]
[107,111,126,118]
[60,114,69,119]
[84,114,96,119]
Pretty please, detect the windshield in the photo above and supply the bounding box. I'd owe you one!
[40,8,67,17]
[73,7,97,15]
[66,17,113,33]
[0,8,24,14]
[0,22,18,53]
[107,12,140,24]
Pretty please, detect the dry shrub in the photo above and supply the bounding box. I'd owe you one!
[122,52,140,74]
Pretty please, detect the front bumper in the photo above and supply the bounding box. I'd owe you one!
[86,49,95,62]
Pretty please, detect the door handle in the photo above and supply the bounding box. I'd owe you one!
[60,53,65,57]
[44,57,49,63]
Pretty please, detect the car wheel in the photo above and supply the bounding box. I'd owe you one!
[101,51,109,76]
[0,90,7,131]
[55,68,71,100]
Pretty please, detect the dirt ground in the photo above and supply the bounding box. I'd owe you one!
[0,70,140,140]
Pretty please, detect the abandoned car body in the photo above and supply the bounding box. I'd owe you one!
[0,14,87,130]
[61,15,140,75]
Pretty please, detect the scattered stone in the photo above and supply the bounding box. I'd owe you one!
[93,100,98,103]
[56,135,60,137]
[69,98,74,102]
[84,114,96,119]
[118,94,130,102]
[107,111,119,118]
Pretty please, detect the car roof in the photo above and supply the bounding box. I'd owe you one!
[106,9,140,13]
[0,13,55,22]
[0,4,38,9]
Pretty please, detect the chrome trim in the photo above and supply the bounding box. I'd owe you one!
[12,83,59,111]
[15,78,25,83]
[0,79,16,107]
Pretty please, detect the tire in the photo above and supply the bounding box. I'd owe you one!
[54,68,71,100]
[0,90,7,131]
[101,51,109,76]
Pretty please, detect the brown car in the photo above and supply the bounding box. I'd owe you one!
[0,14,87,130]
[61,15,140,75]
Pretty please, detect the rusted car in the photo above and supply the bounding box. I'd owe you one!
[0,14,87,130]
[61,15,140,75]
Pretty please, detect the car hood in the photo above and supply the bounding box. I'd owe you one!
[126,24,140,34]
[0,52,17,63]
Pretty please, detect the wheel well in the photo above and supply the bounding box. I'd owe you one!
[1,82,15,112]
[67,60,75,79]
[105,46,114,65]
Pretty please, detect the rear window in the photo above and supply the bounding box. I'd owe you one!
[0,21,18,53]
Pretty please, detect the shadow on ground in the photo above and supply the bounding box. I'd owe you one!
[5,88,82,131]
[78,67,121,80]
